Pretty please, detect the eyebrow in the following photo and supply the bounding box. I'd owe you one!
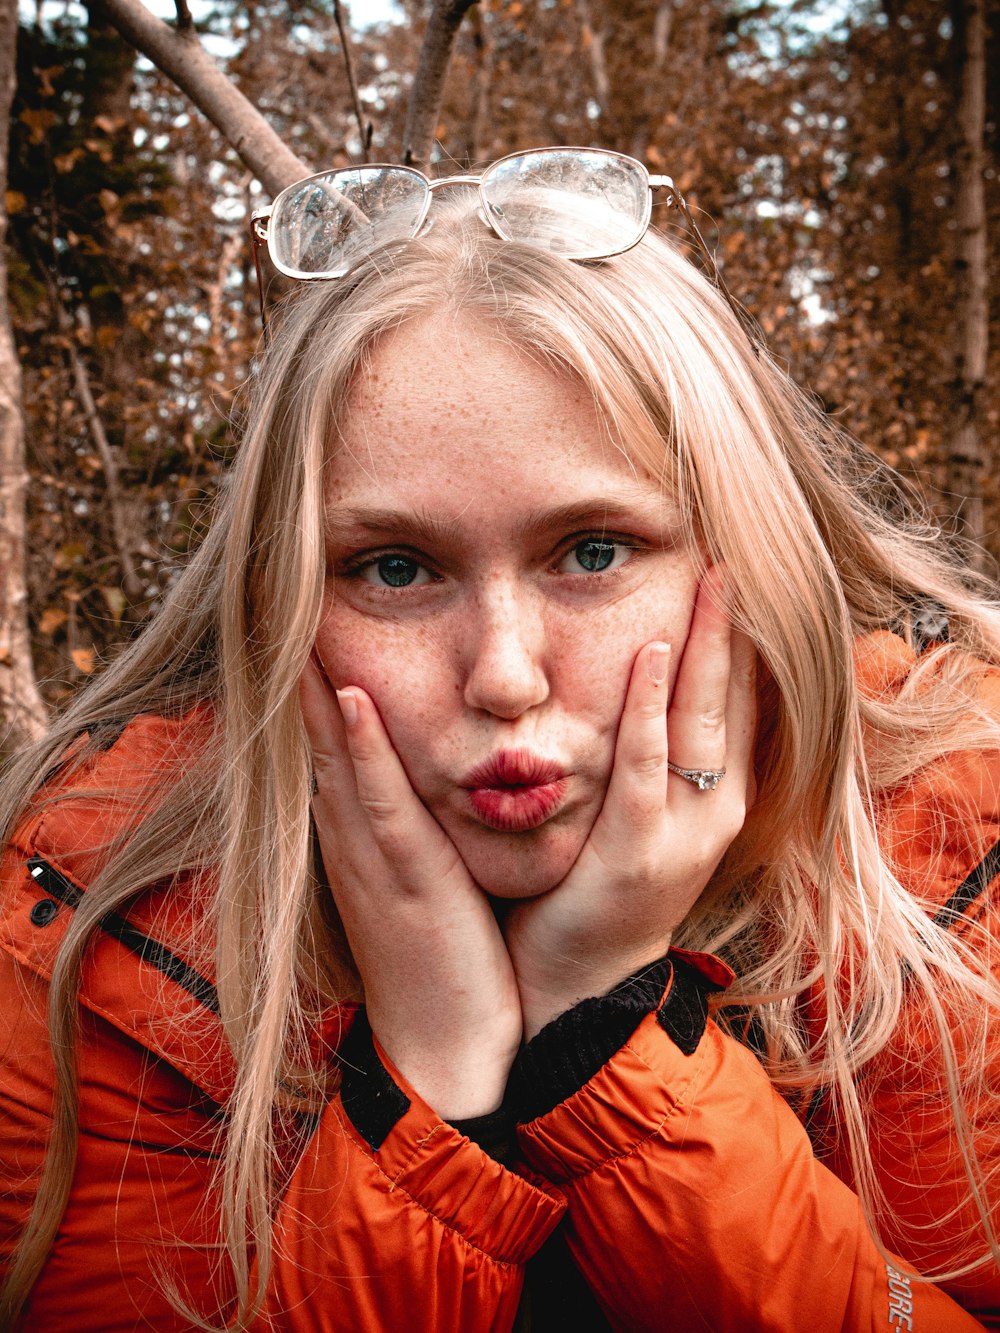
[325,489,681,549]
[325,506,468,549]
[517,494,680,541]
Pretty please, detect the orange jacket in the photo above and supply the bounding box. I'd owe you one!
[1,633,998,1331]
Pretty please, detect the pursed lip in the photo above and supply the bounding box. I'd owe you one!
[461,748,569,833]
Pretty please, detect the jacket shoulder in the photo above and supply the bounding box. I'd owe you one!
[0,707,237,1103]
[9,706,215,882]
[856,632,1000,929]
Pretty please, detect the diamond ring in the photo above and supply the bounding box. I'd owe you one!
[667,763,726,791]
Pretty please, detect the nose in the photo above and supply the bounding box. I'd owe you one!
[462,581,549,720]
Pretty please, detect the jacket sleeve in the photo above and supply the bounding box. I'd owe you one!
[512,954,989,1333]
[256,1010,564,1331]
[0,836,564,1333]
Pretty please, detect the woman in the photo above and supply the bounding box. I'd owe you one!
[1,148,998,1331]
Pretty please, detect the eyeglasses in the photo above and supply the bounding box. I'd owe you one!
[250,146,758,349]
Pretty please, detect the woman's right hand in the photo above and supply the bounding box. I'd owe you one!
[300,655,522,1120]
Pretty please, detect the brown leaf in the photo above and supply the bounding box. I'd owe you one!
[37,66,64,98]
[19,108,57,143]
[5,190,27,214]
[54,149,84,174]
[39,608,68,635]
[71,648,96,675]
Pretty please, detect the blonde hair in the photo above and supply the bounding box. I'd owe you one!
[3,196,999,1326]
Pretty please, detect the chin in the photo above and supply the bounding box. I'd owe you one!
[457,825,584,899]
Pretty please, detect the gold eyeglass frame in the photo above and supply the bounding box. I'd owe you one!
[249,146,759,352]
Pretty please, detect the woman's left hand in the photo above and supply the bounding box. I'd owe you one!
[504,569,757,1039]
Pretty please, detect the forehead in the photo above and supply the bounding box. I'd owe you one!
[347,310,595,429]
[324,312,683,546]
[331,310,640,494]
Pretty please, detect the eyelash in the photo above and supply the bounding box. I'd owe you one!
[338,533,641,592]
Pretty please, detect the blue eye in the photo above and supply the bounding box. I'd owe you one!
[556,537,636,577]
[346,550,438,591]
[575,540,616,572]
[368,555,424,587]
[565,539,624,574]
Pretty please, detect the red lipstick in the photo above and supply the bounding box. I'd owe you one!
[462,749,568,833]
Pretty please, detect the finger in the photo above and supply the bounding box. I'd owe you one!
[595,640,671,836]
[300,654,384,891]
[299,651,361,808]
[334,687,410,825]
[300,651,347,764]
[725,629,758,808]
[335,686,462,885]
[667,567,731,782]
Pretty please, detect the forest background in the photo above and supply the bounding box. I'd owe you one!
[0,0,997,751]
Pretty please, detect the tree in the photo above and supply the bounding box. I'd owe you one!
[948,0,990,559]
[0,0,48,750]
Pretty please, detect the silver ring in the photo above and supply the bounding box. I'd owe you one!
[667,762,726,791]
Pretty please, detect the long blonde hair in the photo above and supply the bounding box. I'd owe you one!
[3,196,999,1326]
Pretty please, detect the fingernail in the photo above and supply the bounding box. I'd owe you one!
[648,643,670,684]
[336,689,358,727]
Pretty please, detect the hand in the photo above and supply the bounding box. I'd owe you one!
[301,655,522,1119]
[505,569,757,1039]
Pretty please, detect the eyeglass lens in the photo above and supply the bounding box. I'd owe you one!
[269,166,429,278]
[481,150,649,258]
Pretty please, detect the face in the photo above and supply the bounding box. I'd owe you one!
[315,310,700,898]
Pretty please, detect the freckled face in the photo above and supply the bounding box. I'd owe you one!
[315,311,699,898]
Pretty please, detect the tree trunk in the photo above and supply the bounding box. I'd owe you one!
[465,3,493,165]
[401,0,479,166]
[947,0,989,563]
[0,0,49,749]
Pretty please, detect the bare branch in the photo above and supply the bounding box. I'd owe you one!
[333,0,370,162]
[401,0,479,167]
[43,286,146,601]
[72,358,143,598]
[631,0,673,159]
[652,1,673,72]
[173,0,192,31]
[100,0,309,195]
[576,0,609,110]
